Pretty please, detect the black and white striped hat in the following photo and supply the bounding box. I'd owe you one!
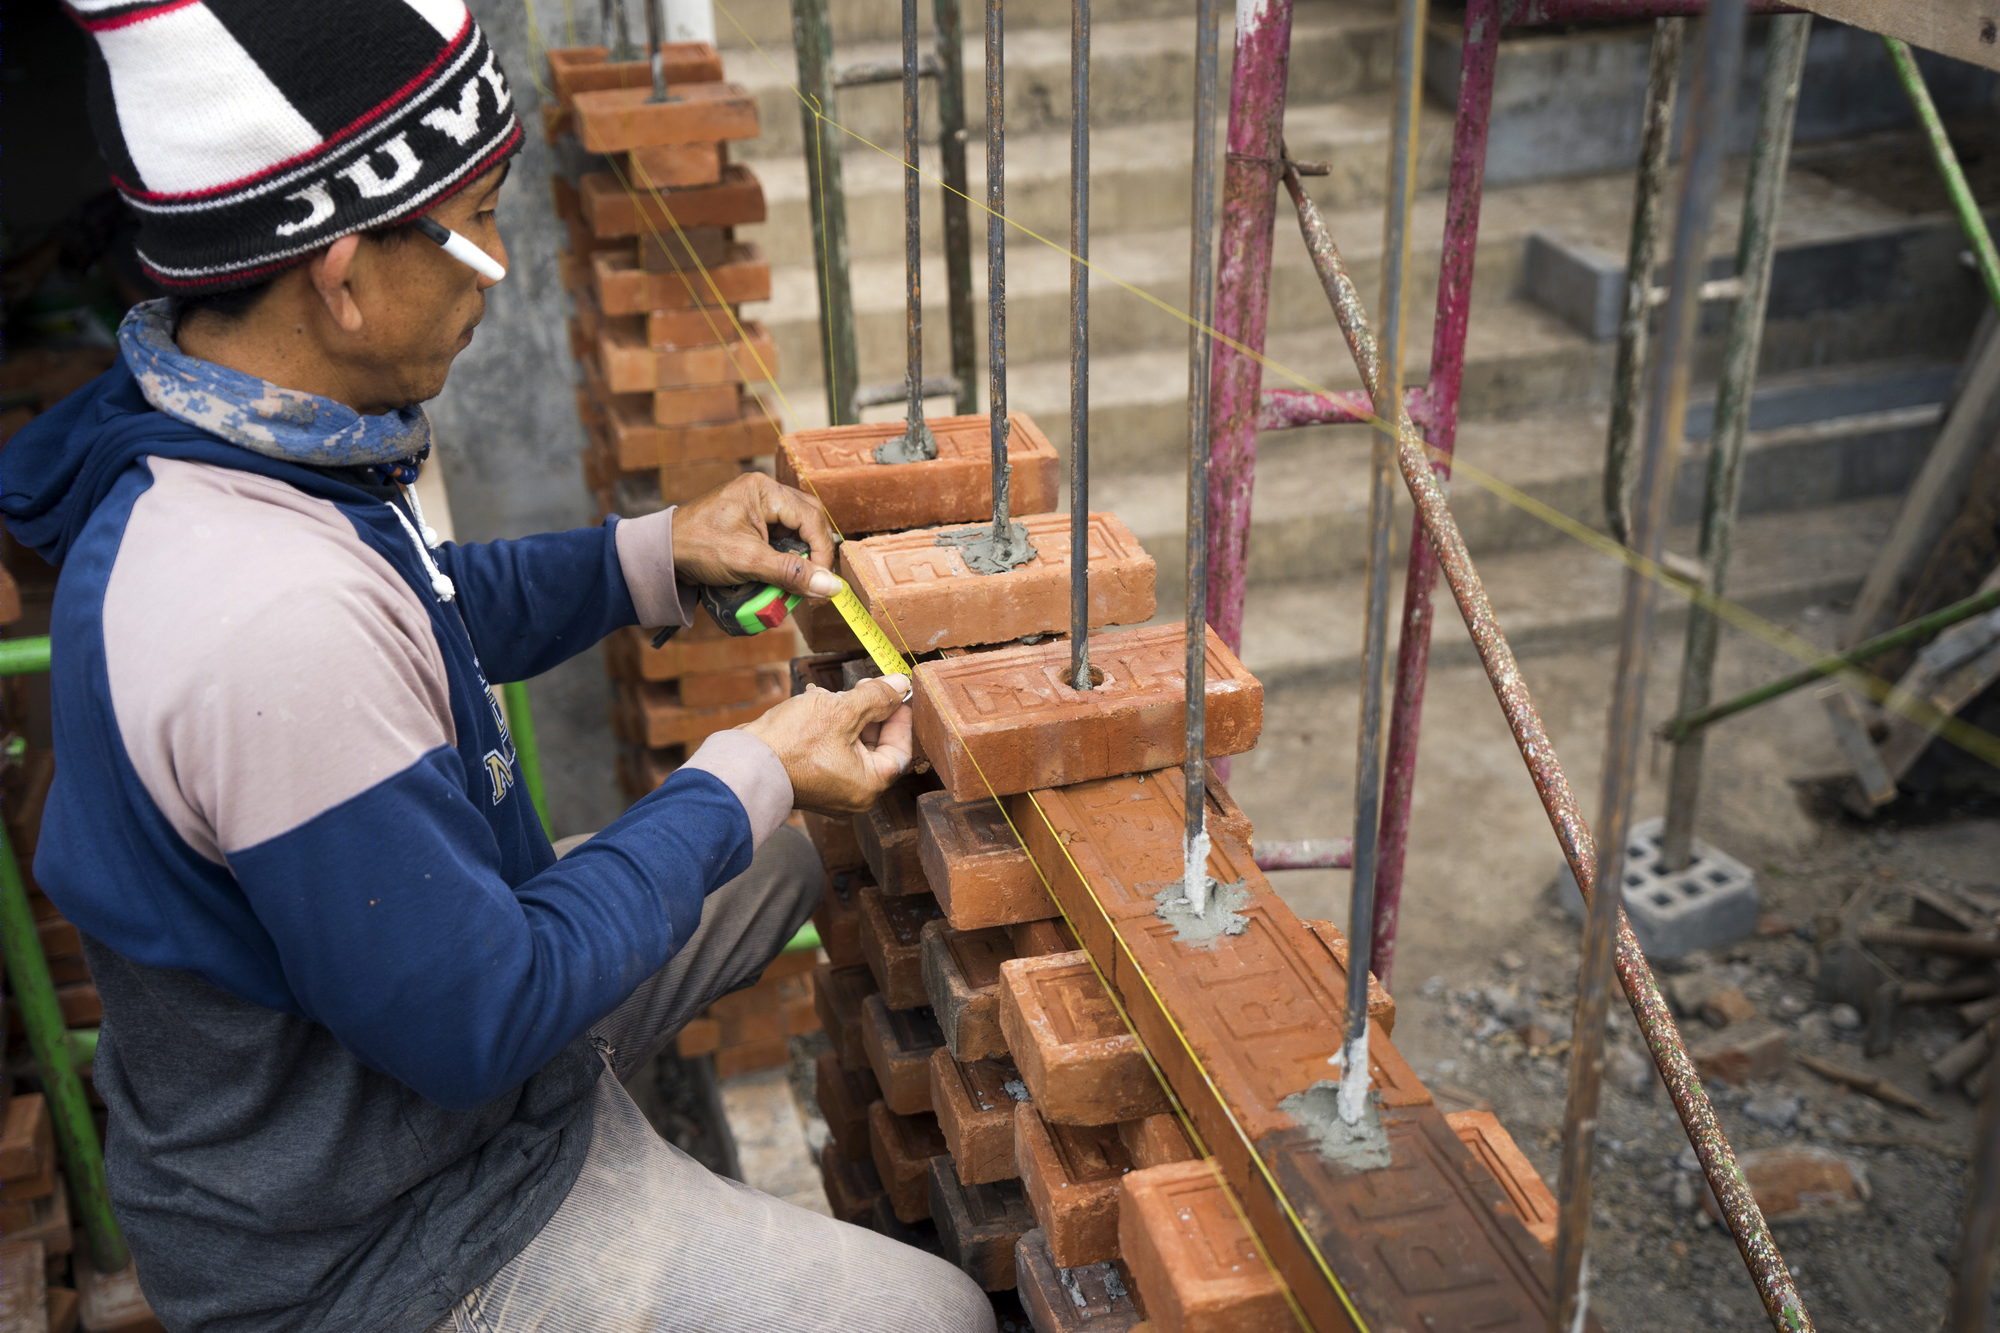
[71,0,524,292]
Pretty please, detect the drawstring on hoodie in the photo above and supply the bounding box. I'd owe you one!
[390,484,455,603]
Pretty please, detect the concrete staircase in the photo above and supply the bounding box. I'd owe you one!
[719,0,1996,689]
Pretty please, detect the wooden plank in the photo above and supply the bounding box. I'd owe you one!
[1795,0,2000,73]
[1819,684,1899,806]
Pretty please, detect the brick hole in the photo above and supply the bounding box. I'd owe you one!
[1059,664,1108,689]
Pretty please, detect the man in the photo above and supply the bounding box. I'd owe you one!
[4,4,995,1330]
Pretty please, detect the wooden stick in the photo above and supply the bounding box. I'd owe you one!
[1933,1020,1999,1088]
[1796,1051,1941,1119]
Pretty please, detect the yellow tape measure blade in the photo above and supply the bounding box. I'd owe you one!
[830,580,911,679]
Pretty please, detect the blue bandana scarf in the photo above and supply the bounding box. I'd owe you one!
[119,300,431,483]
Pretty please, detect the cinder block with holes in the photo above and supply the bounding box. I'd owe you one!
[1557,815,1758,959]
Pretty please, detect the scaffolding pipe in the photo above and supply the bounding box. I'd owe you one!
[499,680,553,838]
[934,0,977,416]
[895,0,936,458]
[1276,101,1812,1333]
[1256,386,1430,432]
[1885,36,2000,313]
[1182,0,1220,913]
[1202,0,1295,657]
[1660,12,1812,872]
[1604,18,1685,548]
[790,0,857,424]
[1252,838,1354,871]
[1069,0,1092,692]
[1369,0,1498,987]
[1557,4,1750,1325]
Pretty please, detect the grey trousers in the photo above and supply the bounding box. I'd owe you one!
[435,826,997,1333]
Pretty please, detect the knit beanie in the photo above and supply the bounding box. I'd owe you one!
[71,0,524,292]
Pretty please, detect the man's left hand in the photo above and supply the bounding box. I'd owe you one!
[672,473,841,598]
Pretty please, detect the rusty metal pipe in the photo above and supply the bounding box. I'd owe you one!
[1069,0,1091,690]
[986,0,1007,541]
[896,0,936,459]
[1278,109,1813,1333]
[1182,0,1220,912]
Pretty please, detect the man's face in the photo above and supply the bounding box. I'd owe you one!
[348,164,508,407]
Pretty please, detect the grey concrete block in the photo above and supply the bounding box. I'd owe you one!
[1559,816,1759,960]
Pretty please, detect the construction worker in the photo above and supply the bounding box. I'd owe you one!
[3,4,994,1331]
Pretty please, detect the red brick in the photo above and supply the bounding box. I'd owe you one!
[579,164,766,236]
[760,946,820,985]
[616,744,683,798]
[596,319,777,394]
[659,454,748,505]
[0,1094,52,1185]
[817,1049,884,1160]
[917,790,1053,931]
[819,1140,885,1225]
[50,1285,80,1333]
[611,672,784,748]
[1690,1022,1788,1086]
[811,867,869,968]
[1699,1146,1865,1224]
[640,225,734,271]
[797,596,864,654]
[868,1100,948,1224]
[713,1034,789,1078]
[860,993,944,1115]
[920,919,1014,1061]
[602,621,800,682]
[1301,918,1396,1035]
[76,1253,166,1333]
[1447,1109,1557,1251]
[840,511,1154,657]
[1118,1114,1196,1170]
[1016,1228,1143,1332]
[1118,1160,1290,1333]
[646,305,742,347]
[916,627,1262,801]
[805,808,865,874]
[999,952,1168,1126]
[1249,1106,1574,1333]
[676,1016,721,1057]
[775,414,1061,535]
[930,1047,1022,1185]
[546,43,724,104]
[928,1155,1036,1291]
[1008,917,1078,957]
[856,774,939,896]
[0,1170,64,1245]
[2,1241,45,1333]
[1015,1103,1131,1268]
[812,962,879,1072]
[573,81,758,153]
[857,884,943,1010]
[630,141,725,189]
[592,244,771,315]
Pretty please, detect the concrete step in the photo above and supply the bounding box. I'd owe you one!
[736,92,1455,267]
[1217,494,1901,694]
[724,0,1395,160]
[1101,359,1949,599]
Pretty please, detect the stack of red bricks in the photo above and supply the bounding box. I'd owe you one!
[542,40,798,800]
[3,1092,80,1333]
[673,941,821,1077]
[785,412,1574,1329]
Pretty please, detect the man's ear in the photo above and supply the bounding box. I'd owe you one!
[308,235,365,334]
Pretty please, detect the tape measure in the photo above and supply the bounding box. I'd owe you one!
[828,578,911,679]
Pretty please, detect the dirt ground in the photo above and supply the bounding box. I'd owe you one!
[1230,598,2000,1332]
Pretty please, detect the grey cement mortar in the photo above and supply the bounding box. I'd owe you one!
[1278,1084,1392,1171]
[936,519,1038,575]
[1152,877,1251,945]
[432,2,624,838]
[872,419,939,463]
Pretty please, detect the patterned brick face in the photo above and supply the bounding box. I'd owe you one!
[572,82,759,152]
[1118,1160,1292,1333]
[776,414,1061,535]
[918,790,1053,931]
[860,993,944,1115]
[915,626,1262,800]
[920,919,1015,1062]
[1015,1103,1132,1268]
[858,884,944,1010]
[998,952,1168,1126]
[929,1047,1023,1185]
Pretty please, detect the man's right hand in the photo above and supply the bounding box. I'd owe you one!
[738,675,913,816]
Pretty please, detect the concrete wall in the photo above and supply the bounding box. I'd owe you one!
[430,2,625,837]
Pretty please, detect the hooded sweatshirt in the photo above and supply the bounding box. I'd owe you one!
[1,303,794,1332]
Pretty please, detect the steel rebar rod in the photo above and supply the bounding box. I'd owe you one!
[934,0,977,416]
[1339,0,1426,1125]
[986,0,1008,542]
[1182,0,1220,914]
[1370,0,1498,988]
[1557,6,1749,1328]
[1068,0,1091,692]
[1,829,127,1273]
[1278,99,1812,1333]
[790,0,857,424]
[1885,36,2000,313]
[644,0,668,101]
[1604,18,1685,548]
[1659,585,2000,741]
[1660,13,1811,873]
[1951,1051,2000,1331]
[895,0,936,459]
[606,0,636,60]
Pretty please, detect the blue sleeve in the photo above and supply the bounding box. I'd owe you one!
[431,518,639,683]
[226,754,750,1111]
